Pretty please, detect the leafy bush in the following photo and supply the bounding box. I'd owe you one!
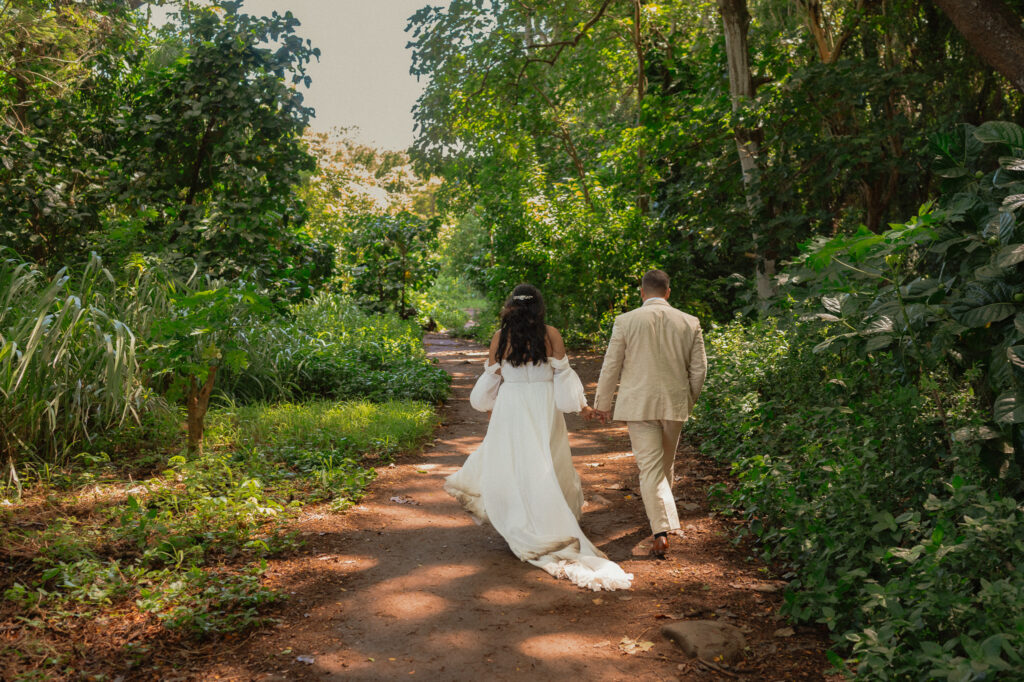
[339,211,440,315]
[219,292,451,404]
[690,317,1024,678]
[786,121,1024,489]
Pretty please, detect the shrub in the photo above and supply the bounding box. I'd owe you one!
[689,317,1024,678]
[219,292,451,404]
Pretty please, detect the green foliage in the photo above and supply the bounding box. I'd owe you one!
[410,0,1024,332]
[690,317,1024,678]
[0,252,151,492]
[2,397,436,675]
[138,562,282,636]
[217,292,451,404]
[787,121,1024,490]
[110,1,330,294]
[339,211,440,315]
[0,0,332,296]
[147,285,269,396]
[418,273,495,340]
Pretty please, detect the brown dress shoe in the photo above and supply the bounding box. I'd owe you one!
[651,535,669,559]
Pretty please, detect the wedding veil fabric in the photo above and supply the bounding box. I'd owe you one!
[445,356,634,591]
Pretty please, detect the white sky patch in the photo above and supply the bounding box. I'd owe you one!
[145,0,429,151]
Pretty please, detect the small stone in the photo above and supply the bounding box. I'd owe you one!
[662,620,747,664]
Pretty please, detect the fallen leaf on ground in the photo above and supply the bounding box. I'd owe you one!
[774,627,795,637]
[390,495,420,505]
[592,598,603,605]
[653,613,684,620]
[619,637,655,654]
[296,655,316,665]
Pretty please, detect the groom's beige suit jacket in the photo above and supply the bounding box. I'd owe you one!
[594,298,707,422]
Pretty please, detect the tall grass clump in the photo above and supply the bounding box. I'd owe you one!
[0,252,151,493]
[219,292,451,404]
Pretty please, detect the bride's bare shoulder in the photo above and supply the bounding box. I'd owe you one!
[545,325,566,359]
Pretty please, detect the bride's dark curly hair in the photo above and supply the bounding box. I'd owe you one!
[496,284,547,366]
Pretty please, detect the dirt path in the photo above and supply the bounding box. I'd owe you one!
[202,335,833,681]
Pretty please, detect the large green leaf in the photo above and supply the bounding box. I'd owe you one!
[1003,194,1024,212]
[864,334,893,352]
[995,244,1024,268]
[954,303,1016,328]
[985,212,1015,242]
[974,121,1024,148]
[999,156,1024,172]
[993,391,1024,424]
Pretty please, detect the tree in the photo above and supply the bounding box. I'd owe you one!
[146,283,269,455]
[113,1,329,296]
[932,0,1024,94]
[342,211,440,317]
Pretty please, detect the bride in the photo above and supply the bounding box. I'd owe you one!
[444,284,633,591]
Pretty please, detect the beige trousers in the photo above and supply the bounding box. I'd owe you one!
[627,419,683,535]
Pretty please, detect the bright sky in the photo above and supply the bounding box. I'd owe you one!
[149,0,431,151]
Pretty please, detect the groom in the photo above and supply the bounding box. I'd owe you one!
[592,269,707,559]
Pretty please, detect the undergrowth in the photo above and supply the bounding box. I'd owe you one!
[0,399,437,680]
[689,316,1024,679]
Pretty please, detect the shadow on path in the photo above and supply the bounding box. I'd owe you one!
[195,334,832,681]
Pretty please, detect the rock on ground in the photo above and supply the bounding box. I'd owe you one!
[662,620,748,664]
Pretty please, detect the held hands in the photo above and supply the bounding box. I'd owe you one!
[581,406,611,424]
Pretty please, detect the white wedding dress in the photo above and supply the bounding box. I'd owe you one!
[444,355,633,591]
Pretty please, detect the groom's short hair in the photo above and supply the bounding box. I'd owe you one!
[641,269,670,295]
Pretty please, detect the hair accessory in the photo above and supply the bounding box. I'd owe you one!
[512,294,534,301]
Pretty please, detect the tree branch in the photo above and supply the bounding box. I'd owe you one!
[523,0,615,51]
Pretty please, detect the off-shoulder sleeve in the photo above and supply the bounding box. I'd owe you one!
[550,355,588,413]
[469,362,502,412]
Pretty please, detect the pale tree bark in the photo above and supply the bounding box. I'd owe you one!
[932,0,1024,94]
[718,0,775,298]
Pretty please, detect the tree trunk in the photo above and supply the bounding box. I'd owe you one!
[186,366,218,456]
[718,0,758,193]
[932,0,1024,93]
[718,0,775,297]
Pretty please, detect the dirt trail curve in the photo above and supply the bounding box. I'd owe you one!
[204,334,832,681]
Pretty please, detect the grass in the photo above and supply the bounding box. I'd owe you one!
[0,398,437,681]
